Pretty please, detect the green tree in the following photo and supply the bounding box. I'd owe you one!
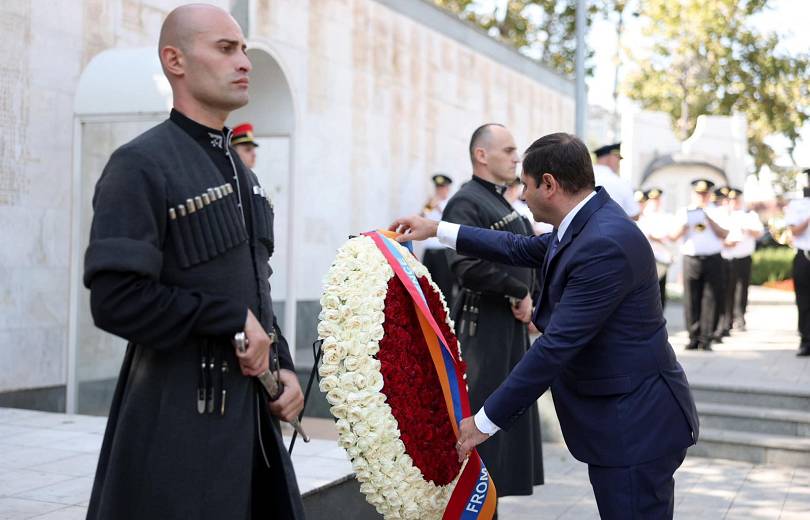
[434,0,623,77]
[623,0,810,172]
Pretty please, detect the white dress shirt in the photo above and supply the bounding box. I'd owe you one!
[436,190,597,435]
[722,210,763,259]
[676,205,725,256]
[423,199,448,251]
[785,198,810,251]
[593,164,639,218]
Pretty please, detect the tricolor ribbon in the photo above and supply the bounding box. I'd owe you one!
[365,230,497,520]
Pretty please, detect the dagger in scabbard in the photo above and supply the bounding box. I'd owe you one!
[233,331,310,443]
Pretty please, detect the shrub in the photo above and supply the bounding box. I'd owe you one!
[751,247,794,285]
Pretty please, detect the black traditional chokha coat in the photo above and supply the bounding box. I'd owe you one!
[83,115,303,520]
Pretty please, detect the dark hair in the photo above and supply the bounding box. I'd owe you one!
[469,123,504,165]
[522,133,595,194]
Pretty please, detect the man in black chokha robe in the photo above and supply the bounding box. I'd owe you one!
[442,124,544,498]
[83,5,304,519]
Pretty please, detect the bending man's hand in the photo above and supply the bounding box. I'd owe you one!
[456,416,490,463]
[389,215,440,243]
[236,309,270,377]
[512,294,533,323]
[268,369,305,424]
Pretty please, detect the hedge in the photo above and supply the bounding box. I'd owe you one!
[751,247,794,285]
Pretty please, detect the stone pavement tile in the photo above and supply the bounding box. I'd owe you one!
[0,426,39,439]
[2,431,102,455]
[780,512,810,520]
[781,468,810,514]
[0,444,83,471]
[27,453,99,478]
[555,498,599,520]
[27,506,87,520]
[13,476,93,507]
[0,497,65,520]
[1,431,88,451]
[0,469,74,497]
[291,455,352,480]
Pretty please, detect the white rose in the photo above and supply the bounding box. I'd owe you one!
[338,431,357,449]
[321,293,340,310]
[318,375,339,393]
[369,311,385,326]
[344,339,366,356]
[367,358,382,372]
[335,418,351,435]
[347,390,372,405]
[344,355,366,372]
[346,446,362,459]
[369,324,385,341]
[319,308,340,323]
[352,421,370,438]
[356,436,373,452]
[326,387,347,405]
[318,362,339,377]
[339,372,358,391]
[322,348,343,366]
[317,321,335,339]
[359,482,377,496]
[345,315,363,332]
[322,340,346,363]
[346,405,366,422]
[330,404,348,420]
[402,502,420,519]
[366,371,384,392]
[370,471,387,488]
[352,457,369,472]
[382,489,402,508]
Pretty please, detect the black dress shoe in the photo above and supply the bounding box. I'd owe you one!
[685,341,699,350]
[712,336,724,344]
[797,348,810,357]
[701,343,713,352]
[721,329,731,338]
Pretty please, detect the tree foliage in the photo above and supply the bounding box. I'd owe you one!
[433,0,621,77]
[623,0,810,172]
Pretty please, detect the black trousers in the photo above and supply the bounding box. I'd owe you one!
[683,254,724,347]
[793,252,810,344]
[716,258,734,335]
[422,248,456,309]
[659,272,667,310]
[721,256,753,330]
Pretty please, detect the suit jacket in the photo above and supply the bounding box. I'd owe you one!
[456,187,699,467]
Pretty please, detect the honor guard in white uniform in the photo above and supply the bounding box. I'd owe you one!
[712,186,733,340]
[719,187,764,335]
[784,172,810,356]
[593,143,640,218]
[637,188,674,309]
[421,174,456,308]
[672,179,730,351]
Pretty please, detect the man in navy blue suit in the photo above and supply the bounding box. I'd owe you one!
[391,133,699,519]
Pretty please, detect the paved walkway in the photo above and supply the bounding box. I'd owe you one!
[1,286,809,519]
[665,285,810,393]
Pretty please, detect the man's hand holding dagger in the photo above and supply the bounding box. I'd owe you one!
[235,309,309,442]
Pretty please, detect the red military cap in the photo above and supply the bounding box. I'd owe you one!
[231,123,259,147]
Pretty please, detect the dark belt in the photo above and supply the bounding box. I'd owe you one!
[687,253,721,261]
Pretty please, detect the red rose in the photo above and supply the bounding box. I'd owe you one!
[376,277,462,485]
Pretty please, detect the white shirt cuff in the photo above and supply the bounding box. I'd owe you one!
[436,221,460,250]
[474,407,501,435]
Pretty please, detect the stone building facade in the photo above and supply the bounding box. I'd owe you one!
[0,0,574,413]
